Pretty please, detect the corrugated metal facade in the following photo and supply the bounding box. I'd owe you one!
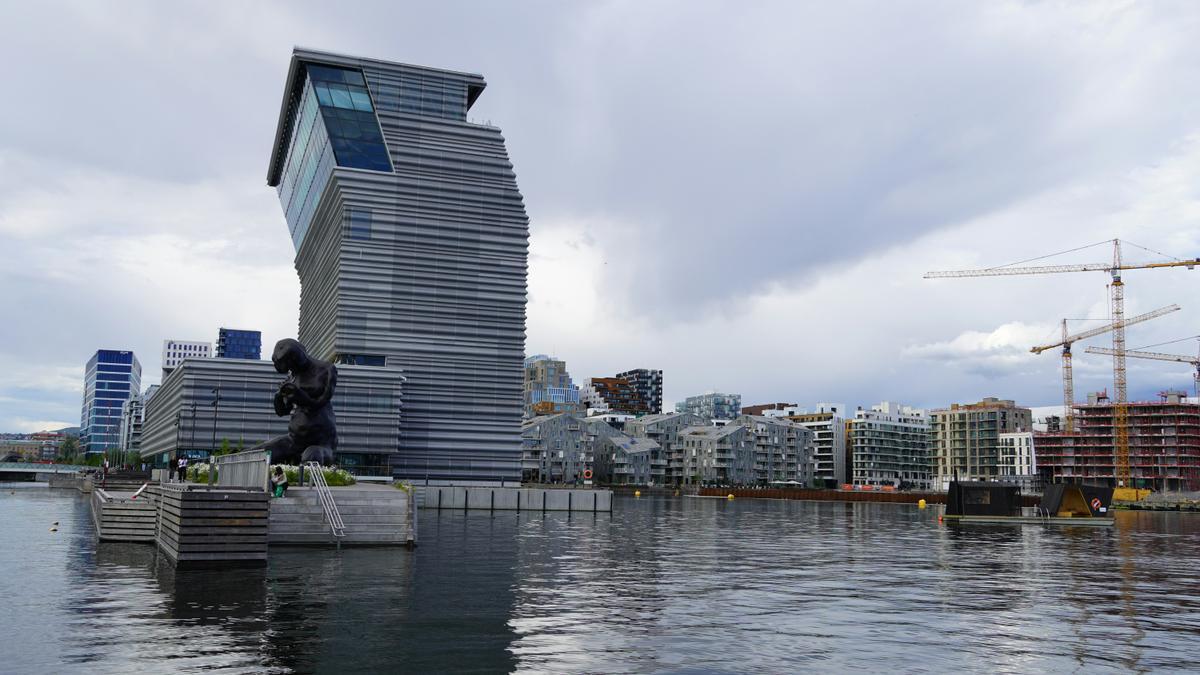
[268,49,529,483]
[140,358,403,475]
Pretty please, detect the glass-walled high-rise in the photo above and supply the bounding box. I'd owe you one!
[216,328,262,360]
[80,349,141,455]
[267,49,529,483]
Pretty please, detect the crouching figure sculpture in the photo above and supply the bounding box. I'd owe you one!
[258,338,337,466]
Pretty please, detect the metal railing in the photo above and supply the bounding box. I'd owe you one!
[306,461,345,540]
[215,450,271,492]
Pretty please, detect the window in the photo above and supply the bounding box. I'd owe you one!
[347,208,372,240]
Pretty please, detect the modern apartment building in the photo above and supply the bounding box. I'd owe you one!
[216,328,262,360]
[140,358,404,473]
[930,397,1033,490]
[162,339,210,376]
[521,413,590,483]
[677,415,813,485]
[1035,391,1200,491]
[615,368,663,414]
[581,377,644,415]
[80,350,142,456]
[267,49,530,483]
[846,401,932,490]
[768,403,849,486]
[524,355,582,418]
[624,412,707,485]
[741,402,796,416]
[118,392,147,456]
[675,392,742,421]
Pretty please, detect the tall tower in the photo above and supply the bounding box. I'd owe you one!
[267,49,529,483]
[80,349,142,456]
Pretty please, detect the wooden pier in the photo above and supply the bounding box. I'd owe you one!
[153,484,269,569]
[91,488,157,542]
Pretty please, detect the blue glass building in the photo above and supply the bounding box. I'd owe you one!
[80,350,142,455]
[216,328,262,360]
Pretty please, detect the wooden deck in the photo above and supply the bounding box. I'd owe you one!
[153,484,269,568]
[91,488,157,542]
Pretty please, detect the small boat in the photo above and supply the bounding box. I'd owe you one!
[942,480,1114,526]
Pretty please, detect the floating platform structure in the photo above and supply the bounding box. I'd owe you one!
[270,484,415,546]
[91,488,157,542]
[943,481,1114,526]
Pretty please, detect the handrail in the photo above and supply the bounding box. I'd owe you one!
[306,461,345,540]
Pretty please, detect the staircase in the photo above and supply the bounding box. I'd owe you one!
[268,486,415,546]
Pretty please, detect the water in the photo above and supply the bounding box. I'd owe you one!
[3,484,1199,674]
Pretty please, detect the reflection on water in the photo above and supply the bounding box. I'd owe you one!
[3,484,1200,673]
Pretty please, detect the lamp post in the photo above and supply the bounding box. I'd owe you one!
[209,386,221,486]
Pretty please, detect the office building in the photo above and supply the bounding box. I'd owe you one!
[846,402,932,490]
[768,403,849,486]
[141,358,404,473]
[162,339,210,376]
[1035,391,1200,491]
[930,397,1033,490]
[615,368,663,414]
[267,49,530,483]
[80,350,141,456]
[216,328,262,360]
[524,355,581,417]
[675,392,742,421]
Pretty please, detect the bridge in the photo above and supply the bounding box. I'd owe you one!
[0,462,89,479]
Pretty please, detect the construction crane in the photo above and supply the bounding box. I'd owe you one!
[1085,344,1200,398]
[926,239,1198,489]
[1030,305,1180,433]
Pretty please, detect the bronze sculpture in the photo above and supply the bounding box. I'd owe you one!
[258,339,337,466]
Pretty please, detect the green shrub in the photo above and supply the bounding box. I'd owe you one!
[274,464,356,486]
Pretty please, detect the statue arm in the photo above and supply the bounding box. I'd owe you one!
[273,388,291,417]
[291,367,335,409]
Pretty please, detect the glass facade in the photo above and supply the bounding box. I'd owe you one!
[364,68,469,121]
[80,350,142,454]
[276,63,393,251]
[216,328,262,360]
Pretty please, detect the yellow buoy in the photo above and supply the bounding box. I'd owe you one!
[634,490,641,497]
[917,499,927,509]
[727,493,735,500]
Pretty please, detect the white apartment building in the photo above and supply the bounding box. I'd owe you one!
[998,431,1037,476]
[162,339,211,376]
[766,403,848,486]
[847,401,932,490]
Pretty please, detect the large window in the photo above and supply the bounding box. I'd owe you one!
[306,64,392,173]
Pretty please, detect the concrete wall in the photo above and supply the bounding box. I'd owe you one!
[420,486,612,512]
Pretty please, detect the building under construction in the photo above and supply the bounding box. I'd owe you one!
[1036,391,1200,491]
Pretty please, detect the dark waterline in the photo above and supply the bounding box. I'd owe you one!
[3,483,1199,674]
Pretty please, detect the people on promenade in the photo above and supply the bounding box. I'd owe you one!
[271,466,288,498]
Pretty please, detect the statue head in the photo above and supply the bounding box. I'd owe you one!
[272,338,312,375]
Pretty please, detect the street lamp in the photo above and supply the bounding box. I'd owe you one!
[209,385,221,487]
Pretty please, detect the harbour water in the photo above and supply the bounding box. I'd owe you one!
[3,483,1199,673]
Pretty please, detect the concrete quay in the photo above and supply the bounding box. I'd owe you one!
[270,484,416,546]
[420,485,612,512]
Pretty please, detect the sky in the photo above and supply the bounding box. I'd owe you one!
[2,1,1200,433]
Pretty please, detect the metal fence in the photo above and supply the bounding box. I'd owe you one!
[215,449,270,492]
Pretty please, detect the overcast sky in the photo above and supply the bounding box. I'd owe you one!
[2,1,1200,432]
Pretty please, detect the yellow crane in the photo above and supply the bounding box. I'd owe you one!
[1030,305,1180,433]
[926,239,1198,490]
[1085,344,1200,398]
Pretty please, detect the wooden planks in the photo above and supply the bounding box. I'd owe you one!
[152,485,269,568]
[91,489,157,543]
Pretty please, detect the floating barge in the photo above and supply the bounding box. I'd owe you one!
[942,481,1114,526]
